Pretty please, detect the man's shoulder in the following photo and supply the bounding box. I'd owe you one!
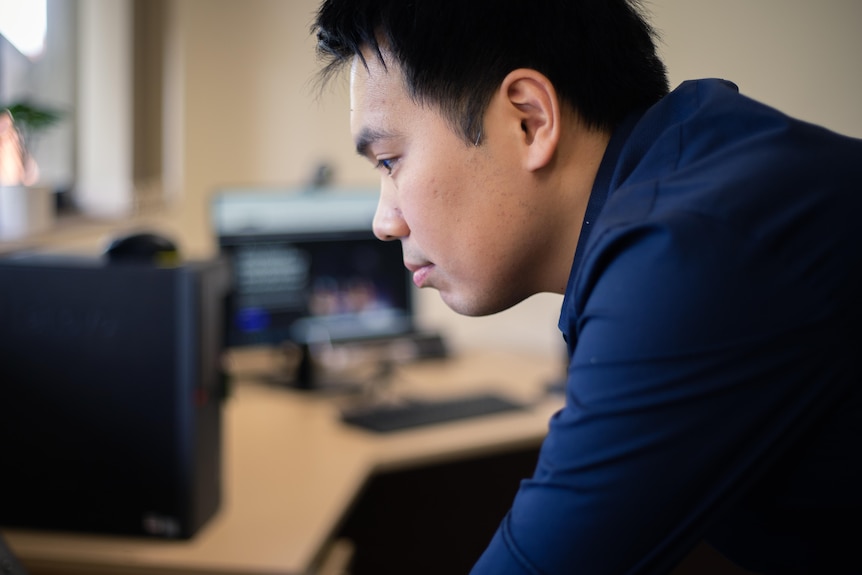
[615,77,862,203]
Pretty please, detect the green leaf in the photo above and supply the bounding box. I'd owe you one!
[2,101,63,133]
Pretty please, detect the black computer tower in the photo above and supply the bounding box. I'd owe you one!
[0,254,230,539]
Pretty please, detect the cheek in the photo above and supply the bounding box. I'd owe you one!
[409,193,462,251]
[403,172,459,232]
[401,145,498,258]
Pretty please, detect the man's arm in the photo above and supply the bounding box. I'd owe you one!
[472,212,857,574]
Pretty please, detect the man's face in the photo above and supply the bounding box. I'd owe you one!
[350,50,553,316]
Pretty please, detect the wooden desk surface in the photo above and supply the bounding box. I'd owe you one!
[3,349,563,575]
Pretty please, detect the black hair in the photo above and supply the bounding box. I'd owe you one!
[313,0,669,144]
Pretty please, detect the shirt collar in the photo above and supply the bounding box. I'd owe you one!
[558,111,643,340]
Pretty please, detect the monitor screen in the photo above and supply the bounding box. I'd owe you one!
[212,189,413,348]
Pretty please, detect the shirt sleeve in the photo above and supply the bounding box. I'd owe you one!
[471,209,855,574]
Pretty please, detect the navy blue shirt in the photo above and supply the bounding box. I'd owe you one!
[471,79,862,574]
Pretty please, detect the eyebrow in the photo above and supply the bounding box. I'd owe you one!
[355,127,398,158]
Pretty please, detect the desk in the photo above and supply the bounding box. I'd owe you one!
[3,349,564,575]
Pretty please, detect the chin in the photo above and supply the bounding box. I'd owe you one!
[439,289,519,318]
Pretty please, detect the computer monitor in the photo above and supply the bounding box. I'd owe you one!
[211,188,415,351]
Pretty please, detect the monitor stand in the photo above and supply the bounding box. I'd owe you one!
[260,331,449,392]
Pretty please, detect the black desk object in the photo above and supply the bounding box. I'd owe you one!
[0,254,229,539]
[341,393,524,433]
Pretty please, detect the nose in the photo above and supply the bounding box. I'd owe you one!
[372,184,409,241]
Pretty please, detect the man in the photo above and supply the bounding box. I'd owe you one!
[313,1,862,573]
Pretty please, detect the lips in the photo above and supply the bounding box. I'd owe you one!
[405,261,434,288]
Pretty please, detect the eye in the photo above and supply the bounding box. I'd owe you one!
[374,157,397,175]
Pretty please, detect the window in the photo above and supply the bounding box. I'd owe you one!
[0,0,47,59]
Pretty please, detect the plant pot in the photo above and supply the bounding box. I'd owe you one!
[0,185,55,240]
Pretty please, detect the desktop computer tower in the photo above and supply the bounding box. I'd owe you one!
[0,254,230,539]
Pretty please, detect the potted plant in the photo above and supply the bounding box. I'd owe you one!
[0,100,63,239]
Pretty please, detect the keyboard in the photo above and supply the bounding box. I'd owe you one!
[340,393,525,433]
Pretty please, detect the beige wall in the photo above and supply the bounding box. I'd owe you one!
[652,0,862,136]
[164,0,373,252]
[158,0,862,356]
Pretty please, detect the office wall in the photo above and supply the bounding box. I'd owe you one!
[162,0,861,356]
[162,0,370,250]
[652,0,862,136]
[77,0,135,216]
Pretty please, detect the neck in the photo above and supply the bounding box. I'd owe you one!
[543,117,611,294]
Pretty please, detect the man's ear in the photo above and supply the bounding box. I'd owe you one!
[500,69,561,172]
